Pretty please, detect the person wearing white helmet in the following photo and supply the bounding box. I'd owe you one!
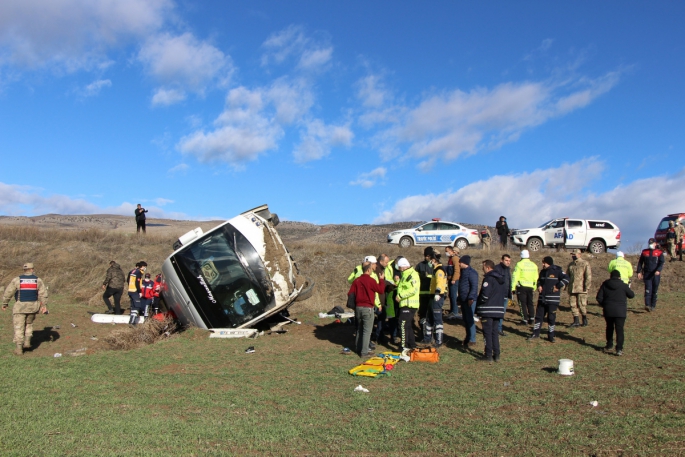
[511,250,539,325]
[608,251,633,286]
[395,257,420,352]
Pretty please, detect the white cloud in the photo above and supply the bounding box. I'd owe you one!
[293,119,353,163]
[80,78,111,97]
[0,0,172,71]
[153,197,174,206]
[177,86,283,166]
[167,163,189,174]
[266,78,315,124]
[152,87,186,106]
[373,160,685,247]
[363,72,620,169]
[138,32,231,99]
[0,181,188,219]
[261,25,332,71]
[350,167,387,188]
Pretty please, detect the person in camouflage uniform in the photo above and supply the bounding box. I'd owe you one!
[676,220,685,262]
[666,221,677,262]
[567,249,592,327]
[2,263,49,355]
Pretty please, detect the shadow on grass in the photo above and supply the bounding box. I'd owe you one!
[313,321,355,349]
[555,330,604,350]
[541,367,558,373]
[25,326,60,351]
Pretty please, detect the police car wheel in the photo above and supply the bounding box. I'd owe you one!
[588,239,606,254]
[399,236,413,248]
[455,238,469,250]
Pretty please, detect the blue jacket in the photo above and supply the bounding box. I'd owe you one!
[458,266,479,303]
[493,262,512,299]
[476,270,505,318]
[537,265,569,309]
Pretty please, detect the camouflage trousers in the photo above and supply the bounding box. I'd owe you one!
[13,313,36,345]
[667,241,676,258]
[569,293,588,317]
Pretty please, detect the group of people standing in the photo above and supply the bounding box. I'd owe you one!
[102,260,162,324]
[346,236,668,362]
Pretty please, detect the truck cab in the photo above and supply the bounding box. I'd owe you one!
[160,205,312,329]
[655,213,685,253]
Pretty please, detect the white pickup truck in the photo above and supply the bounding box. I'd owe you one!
[510,218,621,253]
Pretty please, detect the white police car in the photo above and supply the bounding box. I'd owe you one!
[387,219,481,250]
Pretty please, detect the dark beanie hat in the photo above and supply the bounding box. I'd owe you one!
[543,256,554,266]
[460,255,471,266]
[610,270,621,279]
[424,246,435,256]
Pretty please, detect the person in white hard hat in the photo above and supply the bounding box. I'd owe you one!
[511,250,539,325]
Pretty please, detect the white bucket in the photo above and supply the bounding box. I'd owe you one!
[558,359,574,376]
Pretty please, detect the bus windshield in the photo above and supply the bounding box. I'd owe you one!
[172,225,274,328]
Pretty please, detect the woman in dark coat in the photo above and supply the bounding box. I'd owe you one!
[596,270,635,356]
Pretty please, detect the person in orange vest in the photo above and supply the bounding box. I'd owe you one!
[151,273,163,315]
[140,273,156,318]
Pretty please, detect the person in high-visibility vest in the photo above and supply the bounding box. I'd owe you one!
[395,257,420,352]
[415,247,435,325]
[608,251,633,286]
[422,252,447,347]
[511,250,539,325]
[372,254,395,344]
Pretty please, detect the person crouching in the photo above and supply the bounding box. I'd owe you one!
[596,270,635,356]
[476,260,506,362]
[348,262,385,358]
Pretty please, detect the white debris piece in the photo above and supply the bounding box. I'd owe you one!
[590,401,599,407]
[209,328,259,339]
[354,385,369,393]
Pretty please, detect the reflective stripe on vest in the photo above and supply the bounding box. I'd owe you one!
[398,269,420,309]
[16,275,39,302]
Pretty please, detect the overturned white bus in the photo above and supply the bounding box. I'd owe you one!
[160,205,312,329]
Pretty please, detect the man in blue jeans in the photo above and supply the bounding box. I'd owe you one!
[458,255,479,347]
[493,254,512,337]
[348,263,386,357]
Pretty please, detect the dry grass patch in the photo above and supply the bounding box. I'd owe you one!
[102,317,180,350]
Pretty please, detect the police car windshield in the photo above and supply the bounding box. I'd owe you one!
[172,226,272,328]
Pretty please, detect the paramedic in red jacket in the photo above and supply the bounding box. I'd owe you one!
[636,238,665,312]
[348,262,385,358]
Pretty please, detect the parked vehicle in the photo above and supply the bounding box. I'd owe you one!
[387,219,481,250]
[654,213,685,253]
[510,218,621,253]
[160,205,312,329]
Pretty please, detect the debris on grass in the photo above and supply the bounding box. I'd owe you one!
[245,346,255,354]
[354,385,369,393]
[590,401,599,407]
[53,353,62,358]
[103,317,179,350]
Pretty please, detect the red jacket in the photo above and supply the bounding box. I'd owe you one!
[348,274,385,308]
[141,279,155,299]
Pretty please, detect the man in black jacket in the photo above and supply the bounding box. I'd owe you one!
[493,254,512,337]
[415,246,435,325]
[636,238,665,312]
[476,260,505,362]
[528,256,569,342]
[495,216,510,248]
[135,204,148,234]
[596,270,635,356]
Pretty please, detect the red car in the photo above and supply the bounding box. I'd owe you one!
[654,213,685,253]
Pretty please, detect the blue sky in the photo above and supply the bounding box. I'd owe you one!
[1,1,684,246]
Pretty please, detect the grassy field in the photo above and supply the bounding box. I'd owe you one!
[1,226,685,455]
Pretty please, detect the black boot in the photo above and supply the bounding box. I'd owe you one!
[581,315,588,327]
[569,316,581,328]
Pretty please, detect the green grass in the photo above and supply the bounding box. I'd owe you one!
[1,293,685,456]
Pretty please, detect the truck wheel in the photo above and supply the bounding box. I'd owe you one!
[399,237,413,248]
[455,238,469,250]
[526,237,543,252]
[588,239,606,254]
[294,277,314,302]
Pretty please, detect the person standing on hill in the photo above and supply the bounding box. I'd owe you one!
[511,250,538,325]
[596,270,635,356]
[348,263,386,358]
[422,252,447,347]
[676,220,685,261]
[395,258,420,353]
[458,255,479,347]
[2,263,48,355]
[528,256,568,343]
[666,221,677,261]
[135,204,148,234]
[637,238,665,312]
[480,227,492,251]
[567,249,592,328]
[102,261,126,315]
[608,252,633,286]
[496,216,510,248]
[444,246,461,320]
[493,254,512,336]
[476,259,505,362]
[415,247,435,326]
